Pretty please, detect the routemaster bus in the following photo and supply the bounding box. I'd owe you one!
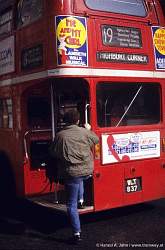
[0,0,165,214]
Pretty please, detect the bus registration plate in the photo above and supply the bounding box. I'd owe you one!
[125,177,141,193]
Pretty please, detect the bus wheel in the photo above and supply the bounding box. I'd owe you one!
[0,150,16,212]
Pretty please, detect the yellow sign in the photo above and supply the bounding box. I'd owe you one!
[153,28,165,56]
[57,17,86,49]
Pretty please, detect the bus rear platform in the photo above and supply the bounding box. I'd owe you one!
[26,190,94,215]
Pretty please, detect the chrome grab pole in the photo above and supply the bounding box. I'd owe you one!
[51,83,55,140]
[51,83,58,204]
[85,103,90,124]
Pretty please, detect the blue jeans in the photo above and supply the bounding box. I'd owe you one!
[78,180,84,202]
[64,175,90,234]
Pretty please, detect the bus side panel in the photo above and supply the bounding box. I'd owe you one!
[93,165,124,211]
[24,161,53,195]
[142,159,165,201]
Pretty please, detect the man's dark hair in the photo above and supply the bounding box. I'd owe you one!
[65,110,80,125]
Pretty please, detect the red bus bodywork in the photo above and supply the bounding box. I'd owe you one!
[0,0,165,213]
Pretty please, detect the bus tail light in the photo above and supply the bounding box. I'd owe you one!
[95,143,100,159]
[162,138,165,151]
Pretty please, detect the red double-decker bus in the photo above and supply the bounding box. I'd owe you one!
[0,0,165,213]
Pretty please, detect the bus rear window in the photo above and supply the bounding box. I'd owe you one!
[85,0,147,17]
[96,82,160,127]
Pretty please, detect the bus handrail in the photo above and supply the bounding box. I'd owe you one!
[85,103,91,124]
[23,129,52,164]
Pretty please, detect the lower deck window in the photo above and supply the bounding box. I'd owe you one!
[0,99,13,128]
[27,97,51,128]
[96,82,160,127]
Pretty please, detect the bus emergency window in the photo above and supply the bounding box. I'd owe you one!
[0,99,13,128]
[85,0,147,17]
[16,0,43,29]
[96,83,160,127]
[27,97,51,128]
[0,5,12,37]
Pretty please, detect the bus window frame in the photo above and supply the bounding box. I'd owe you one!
[96,81,162,129]
[73,0,159,25]
[84,0,147,18]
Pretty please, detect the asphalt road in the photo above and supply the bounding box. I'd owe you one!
[0,198,165,250]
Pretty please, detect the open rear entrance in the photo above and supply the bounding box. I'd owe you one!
[24,78,94,213]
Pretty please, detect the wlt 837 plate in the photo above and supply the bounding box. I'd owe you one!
[125,177,141,193]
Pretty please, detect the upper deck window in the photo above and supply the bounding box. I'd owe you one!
[159,0,165,17]
[0,5,12,37]
[85,0,147,17]
[16,0,43,29]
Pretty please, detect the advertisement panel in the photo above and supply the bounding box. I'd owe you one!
[152,26,165,70]
[0,36,14,76]
[102,131,160,164]
[56,15,88,67]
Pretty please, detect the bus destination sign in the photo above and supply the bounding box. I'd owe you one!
[101,25,142,49]
[97,51,149,64]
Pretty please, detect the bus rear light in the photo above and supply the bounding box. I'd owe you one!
[162,139,165,151]
[95,144,100,159]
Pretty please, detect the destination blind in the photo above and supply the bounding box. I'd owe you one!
[97,52,149,64]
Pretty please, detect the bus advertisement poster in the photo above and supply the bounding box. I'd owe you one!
[56,15,88,67]
[101,131,160,165]
[0,35,14,76]
[152,26,165,70]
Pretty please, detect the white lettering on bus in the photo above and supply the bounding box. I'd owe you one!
[127,54,147,62]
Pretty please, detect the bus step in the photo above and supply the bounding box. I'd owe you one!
[26,191,94,214]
